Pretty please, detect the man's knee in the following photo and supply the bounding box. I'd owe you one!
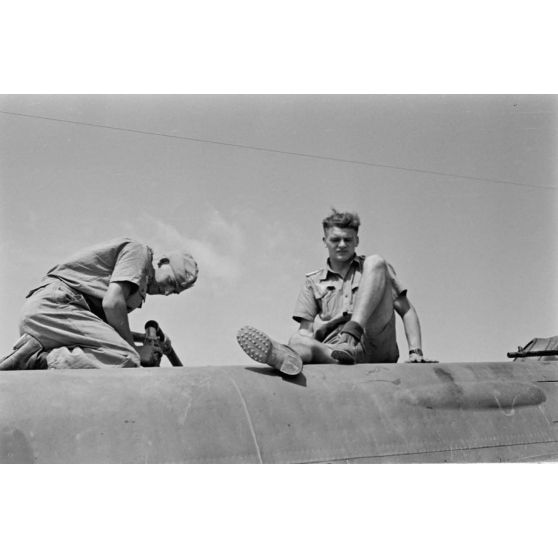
[363,254,387,275]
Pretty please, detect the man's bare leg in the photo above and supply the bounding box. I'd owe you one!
[331,255,393,364]
[351,255,392,325]
[288,331,337,364]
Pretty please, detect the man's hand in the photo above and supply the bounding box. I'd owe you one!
[160,333,173,355]
[406,350,438,363]
[139,343,163,367]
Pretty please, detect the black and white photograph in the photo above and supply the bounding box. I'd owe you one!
[1,2,557,557]
[1,93,557,465]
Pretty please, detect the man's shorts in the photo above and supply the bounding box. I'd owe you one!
[321,314,400,364]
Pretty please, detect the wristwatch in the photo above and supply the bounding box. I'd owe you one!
[409,348,423,357]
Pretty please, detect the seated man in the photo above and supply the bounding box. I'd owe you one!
[0,237,198,370]
[237,209,435,375]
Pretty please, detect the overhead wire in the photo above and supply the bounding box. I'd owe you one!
[0,109,555,192]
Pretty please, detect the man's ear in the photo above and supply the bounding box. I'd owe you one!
[355,235,360,247]
[157,257,170,268]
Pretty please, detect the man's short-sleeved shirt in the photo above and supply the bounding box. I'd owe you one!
[40,238,154,320]
[292,254,406,325]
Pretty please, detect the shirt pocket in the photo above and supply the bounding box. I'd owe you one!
[52,282,85,306]
[345,284,359,313]
[316,284,339,320]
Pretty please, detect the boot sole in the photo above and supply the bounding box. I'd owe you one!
[236,326,303,376]
[330,348,356,365]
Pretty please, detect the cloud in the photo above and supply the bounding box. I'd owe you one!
[126,209,245,287]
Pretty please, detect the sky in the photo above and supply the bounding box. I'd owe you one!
[1,94,556,366]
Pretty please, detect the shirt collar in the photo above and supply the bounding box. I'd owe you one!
[322,254,363,280]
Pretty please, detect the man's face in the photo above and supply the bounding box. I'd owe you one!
[152,263,182,296]
[323,226,359,265]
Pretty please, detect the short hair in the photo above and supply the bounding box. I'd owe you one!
[322,208,361,233]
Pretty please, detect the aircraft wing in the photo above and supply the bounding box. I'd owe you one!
[1,360,558,463]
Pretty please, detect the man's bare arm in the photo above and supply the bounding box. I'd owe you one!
[394,295,437,363]
[102,282,136,348]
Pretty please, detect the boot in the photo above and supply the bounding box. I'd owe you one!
[330,321,363,365]
[330,341,357,364]
[236,325,303,376]
[0,334,48,370]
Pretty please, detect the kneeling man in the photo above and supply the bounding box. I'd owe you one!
[0,238,198,370]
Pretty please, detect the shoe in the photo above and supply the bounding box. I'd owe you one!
[236,326,303,376]
[330,342,356,365]
[0,333,47,370]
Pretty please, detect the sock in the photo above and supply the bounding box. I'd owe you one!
[339,320,364,344]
